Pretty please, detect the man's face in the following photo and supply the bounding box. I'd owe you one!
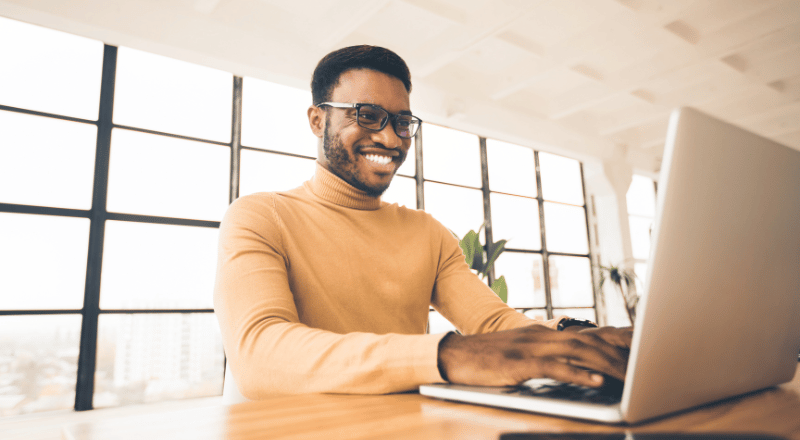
[312,68,412,197]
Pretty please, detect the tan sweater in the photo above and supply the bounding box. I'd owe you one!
[214,163,560,399]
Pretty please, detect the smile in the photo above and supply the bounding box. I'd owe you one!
[363,154,393,166]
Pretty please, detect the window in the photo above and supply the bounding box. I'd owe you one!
[490,143,595,324]
[0,17,598,415]
[0,112,97,210]
[113,47,233,142]
[241,77,317,158]
[422,134,596,332]
[238,77,318,197]
[106,129,230,221]
[626,175,657,292]
[0,16,103,120]
[0,19,227,415]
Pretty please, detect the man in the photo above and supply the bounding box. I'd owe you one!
[214,45,631,400]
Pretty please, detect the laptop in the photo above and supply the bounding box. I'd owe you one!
[420,107,800,424]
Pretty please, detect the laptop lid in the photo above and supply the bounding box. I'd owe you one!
[420,107,800,424]
[621,107,800,423]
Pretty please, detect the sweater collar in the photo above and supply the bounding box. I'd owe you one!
[309,162,383,210]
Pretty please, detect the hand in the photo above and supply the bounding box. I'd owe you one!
[437,324,632,388]
[563,325,633,351]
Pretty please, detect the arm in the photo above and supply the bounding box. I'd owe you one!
[429,221,561,333]
[213,195,444,398]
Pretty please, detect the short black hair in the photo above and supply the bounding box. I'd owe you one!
[311,45,412,105]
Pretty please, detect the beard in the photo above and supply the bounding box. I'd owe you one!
[322,123,402,198]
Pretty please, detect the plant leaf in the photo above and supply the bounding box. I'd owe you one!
[491,276,508,303]
[459,229,479,267]
[471,231,485,274]
[484,239,507,275]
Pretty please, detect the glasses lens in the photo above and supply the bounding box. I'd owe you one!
[357,105,387,130]
[395,116,420,139]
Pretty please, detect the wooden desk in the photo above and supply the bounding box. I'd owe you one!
[65,364,800,440]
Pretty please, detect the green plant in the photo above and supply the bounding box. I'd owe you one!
[453,225,508,303]
[596,262,639,325]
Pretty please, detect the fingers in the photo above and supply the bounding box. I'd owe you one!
[537,357,605,388]
[559,340,627,381]
[518,330,628,381]
[579,327,633,349]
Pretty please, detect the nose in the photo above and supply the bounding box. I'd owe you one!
[371,120,404,150]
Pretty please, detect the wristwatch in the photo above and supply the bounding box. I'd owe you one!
[557,317,598,331]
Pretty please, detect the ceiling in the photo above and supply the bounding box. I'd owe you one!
[2,0,799,174]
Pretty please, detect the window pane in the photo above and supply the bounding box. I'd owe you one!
[397,136,416,177]
[539,152,584,205]
[0,111,97,210]
[428,311,456,334]
[0,16,103,120]
[549,256,593,307]
[629,216,654,260]
[422,124,481,187]
[0,213,89,310]
[94,313,224,408]
[239,150,316,196]
[553,308,597,322]
[423,182,484,239]
[494,252,545,308]
[544,202,589,254]
[107,129,230,221]
[0,315,81,416]
[490,193,540,250]
[100,222,219,310]
[486,139,537,197]
[241,78,317,157]
[382,175,416,209]
[627,175,656,217]
[114,47,232,142]
[634,262,648,294]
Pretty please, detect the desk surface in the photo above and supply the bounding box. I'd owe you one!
[66,364,800,440]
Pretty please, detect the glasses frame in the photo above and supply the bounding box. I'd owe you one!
[317,102,422,139]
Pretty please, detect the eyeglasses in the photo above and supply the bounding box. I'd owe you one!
[317,102,422,139]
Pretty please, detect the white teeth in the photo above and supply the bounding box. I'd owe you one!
[364,154,392,166]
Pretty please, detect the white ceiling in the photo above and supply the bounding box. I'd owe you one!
[2,0,799,174]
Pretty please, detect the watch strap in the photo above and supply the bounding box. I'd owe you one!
[557,317,599,331]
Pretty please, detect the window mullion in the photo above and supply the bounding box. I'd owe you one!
[230,76,243,203]
[479,137,494,285]
[534,151,554,320]
[580,162,600,323]
[414,125,424,210]
[74,44,117,411]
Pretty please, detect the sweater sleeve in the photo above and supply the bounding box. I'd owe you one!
[429,219,563,334]
[213,195,445,399]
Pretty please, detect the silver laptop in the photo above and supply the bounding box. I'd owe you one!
[420,107,800,424]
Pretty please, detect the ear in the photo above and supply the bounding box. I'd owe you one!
[308,105,325,138]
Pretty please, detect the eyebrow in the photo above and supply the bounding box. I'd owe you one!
[368,103,413,116]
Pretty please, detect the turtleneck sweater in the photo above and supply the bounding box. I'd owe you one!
[214,163,559,399]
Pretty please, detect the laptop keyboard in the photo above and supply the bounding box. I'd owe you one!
[501,377,624,405]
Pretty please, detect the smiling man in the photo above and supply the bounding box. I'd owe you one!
[213,45,632,400]
[312,67,415,197]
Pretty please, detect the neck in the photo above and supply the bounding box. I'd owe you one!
[309,162,383,210]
